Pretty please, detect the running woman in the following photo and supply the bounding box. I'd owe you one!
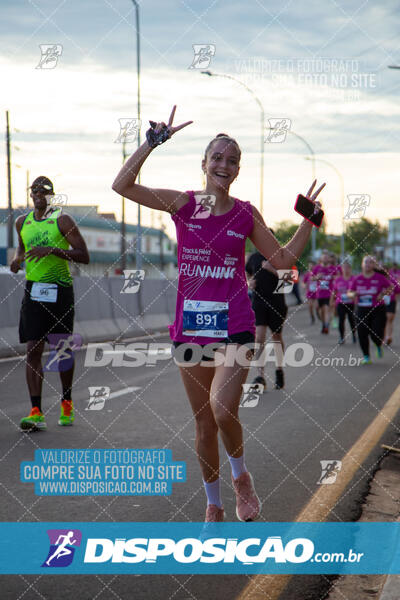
[302,261,317,324]
[112,106,325,522]
[245,238,288,391]
[384,264,400,345]
[330,260,356,344]
[329,252,342,277]
[312,251,335,334]
[348,256,393,365]
[10,176,89,430]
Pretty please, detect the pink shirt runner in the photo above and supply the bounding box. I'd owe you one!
[388,268,400,302]
[312,264,336,299]
[333,275,354,305]
[303,271,317,299]
[350,273,391,308]
[168,190,256,343]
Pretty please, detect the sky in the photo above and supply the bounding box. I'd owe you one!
[1,0,400,241]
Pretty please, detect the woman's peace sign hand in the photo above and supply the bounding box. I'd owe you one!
[305,180,326,213]
[149,105,193,143]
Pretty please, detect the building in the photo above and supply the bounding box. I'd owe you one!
[0,205,177,278]
[384,218,400,264]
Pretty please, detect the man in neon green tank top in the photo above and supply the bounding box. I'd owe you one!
[10,176,89,431]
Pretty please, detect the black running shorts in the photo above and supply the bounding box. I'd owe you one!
[19,281,74,343]
[317,297,330,308]
[172,330,255,363]
[252,299,288,333]
[386,301,396,314]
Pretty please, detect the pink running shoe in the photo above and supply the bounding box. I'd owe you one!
[205,504,225,522]
[232,471,261,521]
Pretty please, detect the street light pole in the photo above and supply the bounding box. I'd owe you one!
[26,169,30,208]
[265,125,318,256]
[6,110,13,250]
[201,70,265,215]
[200,72,318,254]
[306,157,345,260]
[131,0,142,271]
[121,139,127,272]
[387,65,400,265]
[288,130,316,256]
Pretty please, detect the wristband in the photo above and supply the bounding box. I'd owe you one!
[146,121,170,148]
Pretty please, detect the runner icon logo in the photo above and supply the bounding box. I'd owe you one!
[274,268,299,294]
[121,270,145,293]
[48,193,68,206]
[87,387,111,411]
[115,118,141,144]
[317,460,342,485]
[42,529,82,567]
[191,194,216,219]
[188,44,216,69]
[265,118,291,143]
[36,44,63,69]
[44,334,82,372]
[240,383,264,408]
[344,194,370,220]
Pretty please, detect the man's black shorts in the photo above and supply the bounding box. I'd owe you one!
[19,281,74,343]
[317,297,330,308]
[252,299,288,333]
[172,330,255,362]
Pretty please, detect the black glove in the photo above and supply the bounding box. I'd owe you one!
[146,121,170,148]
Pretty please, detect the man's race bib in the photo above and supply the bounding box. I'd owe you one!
[309,281,317,292]
[30,282,58,303]
[358,294,373,307]
[182,300,228,338]
[320,280,330,290]
[383,295,391,306]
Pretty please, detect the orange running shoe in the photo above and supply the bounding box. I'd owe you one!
[58,400,74,426]
[20,407,47,431]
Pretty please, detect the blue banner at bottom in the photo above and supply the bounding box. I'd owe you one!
[0,522,399,574]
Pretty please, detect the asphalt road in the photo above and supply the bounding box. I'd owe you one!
[1,304,399,600]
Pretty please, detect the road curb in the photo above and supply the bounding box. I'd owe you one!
[380,574,400,600]
[326,450,400,600]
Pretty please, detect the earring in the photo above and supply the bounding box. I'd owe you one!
[201,171,206,188]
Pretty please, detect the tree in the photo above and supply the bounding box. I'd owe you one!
[247,220,330,270]
[273,221,334,271]
[344,218,387,269]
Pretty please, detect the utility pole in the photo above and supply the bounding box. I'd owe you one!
[159,213,164,273]
[201,70,265,214]
[121,139,127,272]
[131,0,142,271]
[6,111,13,250]
[26,169,30,208]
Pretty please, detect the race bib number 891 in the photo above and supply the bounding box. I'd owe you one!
[182,300,228,338]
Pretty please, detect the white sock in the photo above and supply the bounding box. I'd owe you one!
[203,478,222,508]
[228,453,247,480]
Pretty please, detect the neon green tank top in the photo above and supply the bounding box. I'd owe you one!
[20,209,73,286]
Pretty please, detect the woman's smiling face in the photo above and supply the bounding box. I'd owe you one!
[202,139,240,190]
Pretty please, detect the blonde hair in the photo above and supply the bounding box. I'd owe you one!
[204,133,241,161]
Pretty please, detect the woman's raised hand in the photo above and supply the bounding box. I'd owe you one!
[148,105,193,144]
[305,179,326,212]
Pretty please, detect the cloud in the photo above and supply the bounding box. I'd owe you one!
[0,0,399,238]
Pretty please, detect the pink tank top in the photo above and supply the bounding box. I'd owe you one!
[168,190,256,343]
